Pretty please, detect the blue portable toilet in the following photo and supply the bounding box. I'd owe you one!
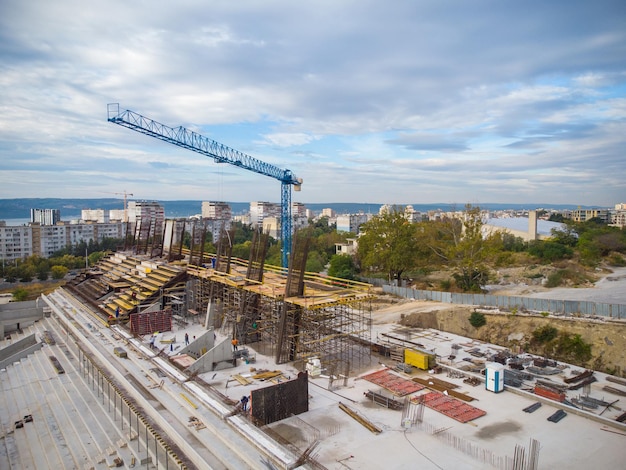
[485,362,505,393]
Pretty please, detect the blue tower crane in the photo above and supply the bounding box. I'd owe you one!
[106,103,302,268]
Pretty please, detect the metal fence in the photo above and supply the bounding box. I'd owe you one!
[382,285,626,319]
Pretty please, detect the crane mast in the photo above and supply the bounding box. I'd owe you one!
[107,103,301,268]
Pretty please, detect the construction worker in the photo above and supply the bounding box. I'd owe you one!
[231,337,239,351]
[185,333,189,345]
[241,395,249,411]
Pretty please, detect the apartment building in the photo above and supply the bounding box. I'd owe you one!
[1,222,125,261]
[249,202,281,228]
[610,203,626,228]
[0,225,33,261]
[31,225,67,258]
[571,208,610,223]
[30,208,61,225]
[201,201,232,242]
[336,213,369,234]
[127,201,165,232]
[81,209,109,223]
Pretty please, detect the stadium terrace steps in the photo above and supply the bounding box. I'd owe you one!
[0,317,136,469]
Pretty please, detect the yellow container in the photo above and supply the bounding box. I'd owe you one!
[404,349,434,370]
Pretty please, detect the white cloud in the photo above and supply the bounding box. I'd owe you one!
[0,0,624,207]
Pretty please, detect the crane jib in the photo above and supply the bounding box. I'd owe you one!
[106,103,302,268]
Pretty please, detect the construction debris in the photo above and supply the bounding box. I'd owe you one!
[606,376,626,387]
[603,385,626,397]
[187,416,206,431]
[564,369,594,384]
[568,376,597,390]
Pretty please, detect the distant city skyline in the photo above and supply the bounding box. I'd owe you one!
[1,1,624,206]
[0,198,616,224]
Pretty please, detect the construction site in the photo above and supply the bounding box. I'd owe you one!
[1,106,625,469]
[2,243,626,469]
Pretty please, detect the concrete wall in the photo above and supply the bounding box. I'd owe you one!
[0,299,44,337]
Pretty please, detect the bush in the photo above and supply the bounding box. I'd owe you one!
[608,253,626,267]
[51,265,69,280]
[12,287,28,301]
[532,325,558,343]
[552,333,592,365]
[469,311,486,328]
[528,240,573,262]
[545,271,564,287]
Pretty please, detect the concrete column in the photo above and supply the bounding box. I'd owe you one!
[528,210,538,240]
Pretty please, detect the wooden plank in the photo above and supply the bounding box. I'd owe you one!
[232,374,252,385]
[338,402,382,434]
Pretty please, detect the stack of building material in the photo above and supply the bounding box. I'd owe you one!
[547,409,567,423]
[362,369,424,396]
[414,391,486,423]
[534,383,565,402]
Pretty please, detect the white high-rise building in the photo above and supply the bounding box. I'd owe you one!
[30,208,60,225]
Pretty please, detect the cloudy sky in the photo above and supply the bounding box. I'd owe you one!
[1,1,625,207]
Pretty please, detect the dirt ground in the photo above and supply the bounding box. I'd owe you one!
[371,267,626,375]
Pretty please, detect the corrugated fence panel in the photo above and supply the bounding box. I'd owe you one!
[382,285,626,319]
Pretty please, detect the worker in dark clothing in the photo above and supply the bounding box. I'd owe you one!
[241,395,249,411]
[185,333,189,345]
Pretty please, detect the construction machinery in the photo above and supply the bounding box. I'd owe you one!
[106,103,302,267]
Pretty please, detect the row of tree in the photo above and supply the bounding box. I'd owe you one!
[351,205,626,291]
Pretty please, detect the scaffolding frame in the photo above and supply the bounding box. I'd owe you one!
[185,259,374,376]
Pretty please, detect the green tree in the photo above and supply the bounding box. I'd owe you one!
[232,241,252,260]
[501,233,527,252]
[18,265,36,282]
[88,252,106,266]
[357,207,422,282]
[51,265,69,280]
[4,267,18,283]
[328,254,357,280]
[425,205,494,292]
[36,265,50,281]
[305,250,326,272]
[232,221,255,244]
[550,226,578,247]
